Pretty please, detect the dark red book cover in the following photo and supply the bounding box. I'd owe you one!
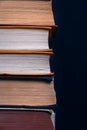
[0,110,54,130]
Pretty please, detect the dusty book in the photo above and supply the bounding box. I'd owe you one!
[0,51,53,75]
[0,0,55,26]
[0,28,52,50]
[0,109,55,130]
[0,80,56,107]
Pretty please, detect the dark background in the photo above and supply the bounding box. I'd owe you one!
[52,0,87,130]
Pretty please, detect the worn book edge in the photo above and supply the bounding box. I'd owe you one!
[0,49,53,54]
[0,72,54,76]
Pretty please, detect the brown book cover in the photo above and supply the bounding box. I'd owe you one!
[0,80,56,106]
[0,110,55,130]
[0,0,55,27]
[0,49,53,54]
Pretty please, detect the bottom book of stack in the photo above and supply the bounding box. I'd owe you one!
[0,109,55,130]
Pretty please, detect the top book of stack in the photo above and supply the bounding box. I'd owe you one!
[0,0,55,28]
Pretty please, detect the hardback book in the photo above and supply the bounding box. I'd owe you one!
[0,28,52,51]
[0,109,55,130]
[0,51,53,75]
[0,0,55,26]
[0,79,56,107]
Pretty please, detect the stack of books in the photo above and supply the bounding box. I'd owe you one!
[0,0,56,130]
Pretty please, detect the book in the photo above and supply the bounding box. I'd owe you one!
[0,79,56,107]
[0,52,53,75]
[0,109,55,130]
[0,28,52,50]
[0,0,55,26]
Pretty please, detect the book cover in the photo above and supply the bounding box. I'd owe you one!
[0,109,55,130]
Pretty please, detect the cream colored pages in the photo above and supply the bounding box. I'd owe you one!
[0,29,49,50]
[0,0,55,26]
[0,54,51,74]
[0,80,56,106]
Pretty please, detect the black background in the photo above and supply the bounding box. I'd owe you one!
[52,0,87,130]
